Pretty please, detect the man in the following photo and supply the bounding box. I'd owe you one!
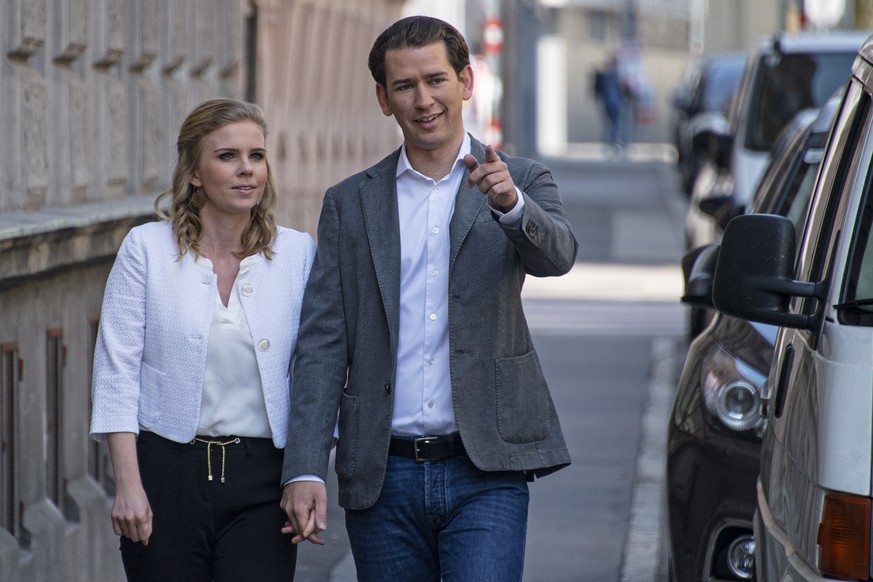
[281,15,577,581]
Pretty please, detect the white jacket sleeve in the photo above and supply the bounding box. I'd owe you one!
[90,228,148,441]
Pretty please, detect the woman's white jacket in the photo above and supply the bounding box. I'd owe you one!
[90,221,315,448]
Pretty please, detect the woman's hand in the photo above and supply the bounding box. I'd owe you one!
[107,432,153,545]
[111,481,153,544]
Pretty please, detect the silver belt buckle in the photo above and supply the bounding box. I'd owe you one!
[414,436,439,462]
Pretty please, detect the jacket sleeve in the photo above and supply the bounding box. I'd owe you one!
[500,158,578,277]
[282,188,349,481]
[90,228,148,441]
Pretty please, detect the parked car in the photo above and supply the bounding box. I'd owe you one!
[686,30,865,251]
[712,34,873,581]
[683,31,865,340]
[666,96,838,582]
[671,52,746,194]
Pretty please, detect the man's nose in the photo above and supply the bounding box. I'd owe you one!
[414,85,433,107]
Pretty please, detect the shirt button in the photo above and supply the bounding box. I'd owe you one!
[432,226,439,234]
[241,283,254,296]
[427,357,434,365]
[427,401,434,408]
[429,313,437,321]
[432,269,438,277]
[257,339,270,351]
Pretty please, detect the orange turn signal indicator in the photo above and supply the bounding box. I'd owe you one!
[817,492,871,580]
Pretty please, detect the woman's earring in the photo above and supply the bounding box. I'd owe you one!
[191,186,206,209]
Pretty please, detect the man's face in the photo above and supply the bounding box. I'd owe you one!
[376,42,473,160]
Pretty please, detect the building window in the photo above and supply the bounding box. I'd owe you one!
[244,2,258,103]
[1,342,19,538]
[46,329,64,511]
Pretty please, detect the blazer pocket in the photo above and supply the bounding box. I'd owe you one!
[494,350,552,444]
[335,390,360,481]
[138,361,165,424]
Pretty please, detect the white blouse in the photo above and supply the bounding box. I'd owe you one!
[195,254,271,438]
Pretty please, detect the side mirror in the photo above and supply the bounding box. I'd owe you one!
[692,129,733,169]
[712,214,824,329]
[698,195,743,230]
[681,244,720,308]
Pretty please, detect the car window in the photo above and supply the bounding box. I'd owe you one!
[700,61,745,112]
[794,81,869,319]
[784,158,820,246]
[837,100,873,325]
[744,52,857,152]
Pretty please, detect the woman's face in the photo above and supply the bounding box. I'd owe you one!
[190,120,268,217]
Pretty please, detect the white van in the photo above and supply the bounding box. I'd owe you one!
[713,35,873,580]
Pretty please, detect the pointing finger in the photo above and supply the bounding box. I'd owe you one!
[484,145,500,162]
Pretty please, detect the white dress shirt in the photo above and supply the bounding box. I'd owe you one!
[393,133,524,436]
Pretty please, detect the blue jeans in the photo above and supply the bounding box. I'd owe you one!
[344,453,530,582]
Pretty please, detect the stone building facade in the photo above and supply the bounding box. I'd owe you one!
[0,0,401,580]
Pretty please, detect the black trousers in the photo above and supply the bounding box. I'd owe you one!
[120,431,296,582]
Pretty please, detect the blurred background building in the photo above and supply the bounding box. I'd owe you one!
[0,0,868,579]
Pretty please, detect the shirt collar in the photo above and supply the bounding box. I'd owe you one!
[396,132,472,181]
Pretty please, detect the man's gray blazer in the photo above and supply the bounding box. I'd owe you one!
[283,137,578,510]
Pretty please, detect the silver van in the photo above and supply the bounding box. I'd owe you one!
[713,34,873,580]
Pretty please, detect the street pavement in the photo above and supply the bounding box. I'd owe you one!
[294,145,690,581]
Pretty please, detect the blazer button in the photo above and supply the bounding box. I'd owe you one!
[241,283,254,296]
[526,223,539,239]
[258,339,270,351]
[385,383,392,393]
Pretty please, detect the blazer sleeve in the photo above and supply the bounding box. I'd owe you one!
[282,188,349,481]
[90,228,148,441]
[499,157,578,277]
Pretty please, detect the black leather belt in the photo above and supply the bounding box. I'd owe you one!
[389,433,464,462]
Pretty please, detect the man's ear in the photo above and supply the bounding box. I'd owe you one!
[460,65,474,101]
[376,84,393,117]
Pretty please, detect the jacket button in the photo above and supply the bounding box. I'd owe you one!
[385,383,392,393]
[241,283,254,296]
[258,339,270,351]
[526,223,539,239]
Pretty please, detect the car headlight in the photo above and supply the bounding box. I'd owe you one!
[701,349,767,434]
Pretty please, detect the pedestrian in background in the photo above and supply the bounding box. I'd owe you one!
[594,53,626,152]
[90,98,315,581]
[281,15,577,582]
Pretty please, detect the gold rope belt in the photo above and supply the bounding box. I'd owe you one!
[191,437,241,483]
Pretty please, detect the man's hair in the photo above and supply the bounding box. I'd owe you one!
[368,15,471,87]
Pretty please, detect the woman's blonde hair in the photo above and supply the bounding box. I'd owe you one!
[155,98,278,259]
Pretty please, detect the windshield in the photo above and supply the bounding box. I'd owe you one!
[743,52,856,152]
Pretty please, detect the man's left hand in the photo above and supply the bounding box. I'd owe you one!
[464,145,518,213]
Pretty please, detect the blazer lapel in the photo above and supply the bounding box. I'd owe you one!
[449,137,488,273]
[360,152,402,352]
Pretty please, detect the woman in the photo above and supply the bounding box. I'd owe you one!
[90,98,314,581]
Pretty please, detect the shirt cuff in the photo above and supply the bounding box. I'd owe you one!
[284,474,326,487]
[489,187,526,227]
